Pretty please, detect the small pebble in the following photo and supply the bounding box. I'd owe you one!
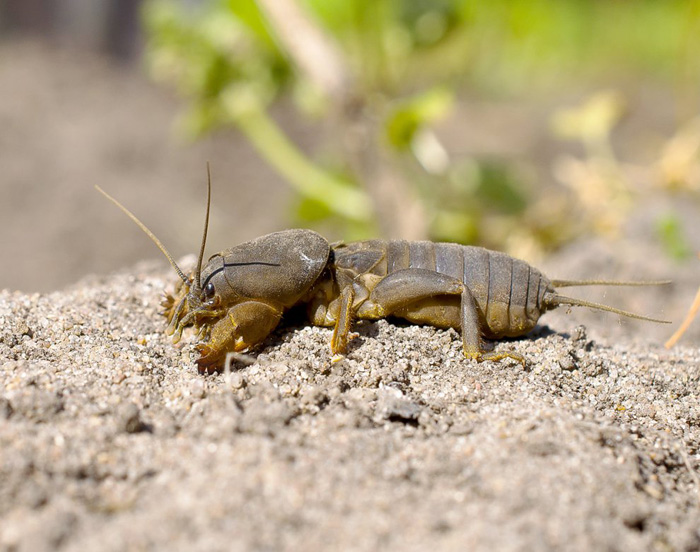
[117,403,145,434]
[559,353,577,371]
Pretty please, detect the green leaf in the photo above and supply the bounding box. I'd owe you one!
[225,0,279,51]
[474,162,528,215]
[294,196,333,223]
[431,210,479,244]
[656,213,692,261]
[385,87,453,150]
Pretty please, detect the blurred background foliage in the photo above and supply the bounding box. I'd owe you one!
[142,0,700,259]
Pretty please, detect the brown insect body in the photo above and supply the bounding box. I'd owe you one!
[98,176,669,374]
[163,231,668,372]
[321,239,551,340]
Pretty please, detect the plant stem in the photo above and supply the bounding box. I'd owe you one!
[226,100,373,223]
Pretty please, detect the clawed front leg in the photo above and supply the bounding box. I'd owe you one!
[196,301,282,373]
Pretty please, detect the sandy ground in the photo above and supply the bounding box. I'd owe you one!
[1,238,700,551]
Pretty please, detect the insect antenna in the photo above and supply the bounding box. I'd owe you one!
[194,163,212,292]
[551,279,671,287]
[543,293,671,324]
[95,185,189,284]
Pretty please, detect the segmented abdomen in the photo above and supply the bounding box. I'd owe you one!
[378,240,549,337]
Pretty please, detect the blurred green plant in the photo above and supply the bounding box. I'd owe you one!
[143,0,700,256]
[551,90,631,237]
[656,214,693,261]
[143,0,372,232]
[550,90,699,260]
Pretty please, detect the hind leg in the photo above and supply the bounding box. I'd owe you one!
[365,271,524,364]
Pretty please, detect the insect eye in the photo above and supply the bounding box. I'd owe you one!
[204,282,215,299]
